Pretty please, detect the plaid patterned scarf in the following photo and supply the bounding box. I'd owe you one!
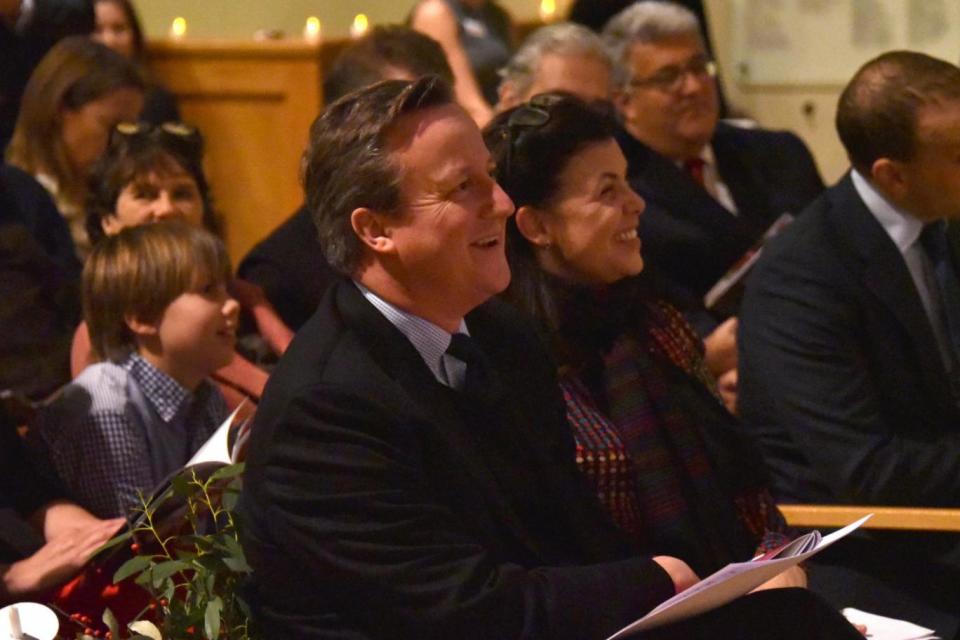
[553,282,788,574]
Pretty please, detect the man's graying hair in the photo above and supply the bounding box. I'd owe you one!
[602,1,703,90]
[498,22,611,98]
[302,75,454,276]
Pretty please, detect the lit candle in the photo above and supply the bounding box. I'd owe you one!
[350,13,369,38]
[304,16,322,42]
[170,16,187,39]
[539,0,557,23]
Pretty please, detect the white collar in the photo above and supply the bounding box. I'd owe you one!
[354,281,467,385]
[851,169,925,254]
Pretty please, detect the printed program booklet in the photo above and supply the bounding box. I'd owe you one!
[607,514,873,639]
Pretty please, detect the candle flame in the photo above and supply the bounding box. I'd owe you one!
[539,0,557,22]
[304,16,321,41]
[350,13,369,38]
[171,16,187,38]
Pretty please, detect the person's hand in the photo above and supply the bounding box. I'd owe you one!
[703,317,738,378]
[652,555,700,594]
[1,518,124,600]
[751,565,808,592]
[717,368,738,415]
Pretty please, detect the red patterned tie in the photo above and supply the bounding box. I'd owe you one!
[683,157,706,187]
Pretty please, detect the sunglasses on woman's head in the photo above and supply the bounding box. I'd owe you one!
[110,121,203,162]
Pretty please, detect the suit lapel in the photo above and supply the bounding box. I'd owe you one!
[712,123,773,231]
[334,284,547,557]
[618,127,759,244]
[825,178,953,399]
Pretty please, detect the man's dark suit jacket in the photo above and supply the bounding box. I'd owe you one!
[237,205,338,330]
[617,122,824,322]
[738,175,960,633]
[238,279,675,639]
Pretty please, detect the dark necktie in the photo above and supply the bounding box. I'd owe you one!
[920,222,960,359]
[446,333,502,407]
[683,157,706,187]
[919,222,960,405]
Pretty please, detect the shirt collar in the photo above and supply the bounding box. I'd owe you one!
[355,281,467,383]
[122,353,197,422]
[851,169,925,254]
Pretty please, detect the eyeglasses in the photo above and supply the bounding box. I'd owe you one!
[110,121,203,161]
[628,56,717,93]
[499,93,566,183]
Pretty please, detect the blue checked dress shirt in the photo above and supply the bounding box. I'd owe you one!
[34,353,226,518]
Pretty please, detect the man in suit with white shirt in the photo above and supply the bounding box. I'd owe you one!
[237,75,862,640]
[739,50,960,636]
[602,1,823,334]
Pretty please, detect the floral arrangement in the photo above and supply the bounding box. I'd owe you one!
[64,463,254,640]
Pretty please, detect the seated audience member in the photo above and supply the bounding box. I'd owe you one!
[495,22,612,111]
[410,0,512,126]
[485,93,792,576]
[0,0,95,152]
[76,121,291,407]
[739,51,960,635]
[238,75,861,640]
[238,25,454,330]
[0,162,81,398]
[34,222,236,518]
[92,0,179,124]
[5,36,143,260]
[601,2,822,332]
[0,410,123,604]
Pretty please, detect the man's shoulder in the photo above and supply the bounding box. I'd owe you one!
[713,120,807,150]
[238,205,317,272]
[750,179,861,287]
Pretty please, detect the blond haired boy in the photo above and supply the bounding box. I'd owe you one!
[35,222,239,518]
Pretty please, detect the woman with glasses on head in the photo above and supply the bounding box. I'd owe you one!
[71,121,294,409]
[483,94,804,592]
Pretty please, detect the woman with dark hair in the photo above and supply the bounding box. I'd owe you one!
[92,0,180,124]
[72,122,294,409]
[483,94,801,586]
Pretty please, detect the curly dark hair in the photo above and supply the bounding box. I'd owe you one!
[85,123,220,245]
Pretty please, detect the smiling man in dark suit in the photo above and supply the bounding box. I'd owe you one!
[602,1,823,331]
[739,51,960,635]
[236,75,865,640]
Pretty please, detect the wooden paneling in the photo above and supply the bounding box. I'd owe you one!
[780,504,960,532]
[144,22,545,263]
[147,40,323,263]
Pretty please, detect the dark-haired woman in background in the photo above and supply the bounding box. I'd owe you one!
[92,0,180,124]
[484,94,800,587]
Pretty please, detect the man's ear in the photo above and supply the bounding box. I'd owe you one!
[515,205,554,248]
[871,157,908,202]
[125,314,158,338]
[350,207,395,255]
